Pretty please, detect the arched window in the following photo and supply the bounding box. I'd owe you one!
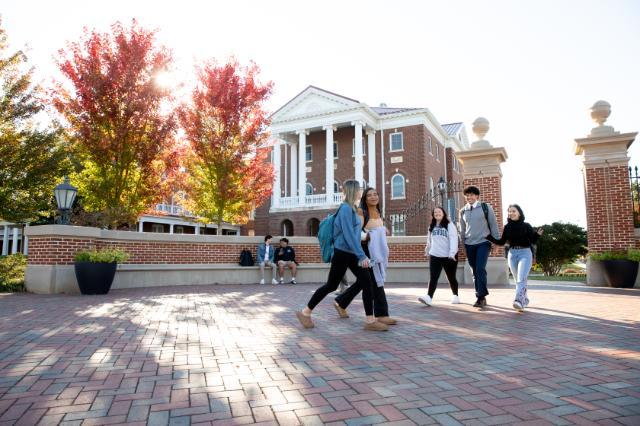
[429,177,434,199]
[281,219,294,236]
[305,183,313,195]
[308,218,320,236]
[391,174,406,199]
[333,180,339,193]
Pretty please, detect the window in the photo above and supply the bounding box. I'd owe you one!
[334,180,339,193]
[174,226,184,234]
[390,214,406,236]
[306,183,313,195]
[352,139,366,156]
[429,177,434,198]
[281,219,294,236]
[428,136,433,155]
[391,174,406,199]
[305,145,312,162]
[333,141,338,159]
[453,153,459,172]
[151,224,164,233]
[436,144,440,161]
[390,132,403,152]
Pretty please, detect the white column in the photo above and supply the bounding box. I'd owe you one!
[11,227,19,254]
[1,226,8,256]
[297,130,308,205]
[195,224,200,235]
[324,125,336,202]
[272,139,281,208]
[353,121,364,185]
[138,220,144,232]
[290,142,297,197]
[23,224,28,255]
[367,129,376,189]
[169,224,174,234]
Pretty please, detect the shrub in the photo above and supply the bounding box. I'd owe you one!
[74,248,129,263]
[0,254,27,292]
[590,249,640,262]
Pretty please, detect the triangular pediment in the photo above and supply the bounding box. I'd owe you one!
[271,86,360,122]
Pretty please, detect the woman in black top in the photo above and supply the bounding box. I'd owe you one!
[486,204,543,311]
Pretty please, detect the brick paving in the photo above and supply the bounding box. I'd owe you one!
[0,283,639,425]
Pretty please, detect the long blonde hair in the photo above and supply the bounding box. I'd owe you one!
[342,179,361,210]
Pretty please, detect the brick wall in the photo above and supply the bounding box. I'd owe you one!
[462,175,505,257]
[583,165,636,253]
[26,228,432,266]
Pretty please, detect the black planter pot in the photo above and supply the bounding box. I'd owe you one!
[599,260,639,288]
[74,262,117,295]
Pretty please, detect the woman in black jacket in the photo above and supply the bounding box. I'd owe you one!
[486,204,543,311]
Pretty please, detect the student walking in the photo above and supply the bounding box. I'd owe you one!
[486,204,543,311]
[256,235,278,285]
[333,188,397,325]
[419,207,460,306]
[460,186,500,308]
[296,180,387,331]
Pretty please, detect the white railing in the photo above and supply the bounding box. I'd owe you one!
[275,192,343,209]
[155,203,192,217]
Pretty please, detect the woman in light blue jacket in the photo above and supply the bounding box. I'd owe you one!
[296,180,388,331]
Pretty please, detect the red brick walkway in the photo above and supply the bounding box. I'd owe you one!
[0,283,639,425]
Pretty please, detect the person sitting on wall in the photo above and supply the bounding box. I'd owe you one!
[257,235,278,285]
[275,238,298,284]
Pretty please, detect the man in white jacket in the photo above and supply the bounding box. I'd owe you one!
[419,207,460,306]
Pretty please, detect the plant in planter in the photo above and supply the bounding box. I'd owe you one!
[590,249,640,288]
[74,248,129,295]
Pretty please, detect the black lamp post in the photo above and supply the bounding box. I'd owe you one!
[54,176,78,225]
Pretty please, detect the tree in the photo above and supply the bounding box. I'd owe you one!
[52,20,179,228]
[0,20,68,223]
[535,222,588,276]
[179,59,274,230]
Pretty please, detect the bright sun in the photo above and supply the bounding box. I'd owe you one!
[154,71,173,88]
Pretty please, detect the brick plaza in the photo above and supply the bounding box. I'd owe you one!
[1,283,639,426]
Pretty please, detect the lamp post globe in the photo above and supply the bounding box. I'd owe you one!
[54,176,78,225]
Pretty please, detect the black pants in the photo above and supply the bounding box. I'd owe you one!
[335,245,389,317]
[428,256,459,297]
[307,248,374,316]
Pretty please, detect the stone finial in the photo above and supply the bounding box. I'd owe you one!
[471,117,492,149]
[589,100,618,137]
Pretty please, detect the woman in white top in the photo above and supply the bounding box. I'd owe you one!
[419,207,460,306]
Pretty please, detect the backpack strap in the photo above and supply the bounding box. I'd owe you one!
[481,202,490,226]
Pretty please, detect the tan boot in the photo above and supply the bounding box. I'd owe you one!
[296,311,314,329]
[364,321,389,331]
[376,316,397,325]
[334,302,349,318]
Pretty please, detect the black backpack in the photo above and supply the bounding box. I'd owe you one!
[239,249,254,266]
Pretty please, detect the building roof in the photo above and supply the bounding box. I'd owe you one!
[441,122,464,136]
[370,106,422,115]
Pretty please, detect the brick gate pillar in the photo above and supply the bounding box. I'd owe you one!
[574,100,638,286]
[457,117,509,284]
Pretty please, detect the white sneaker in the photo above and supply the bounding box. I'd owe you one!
[418,295,433,306]
[451,295,460,304]
[271,278,279,285]
[279,278,284,284]
[513,300,524,311]
[259,279,265,285]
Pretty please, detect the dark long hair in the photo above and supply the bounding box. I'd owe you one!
[508,204,525,222]
[359,187,381,227]
[429,207,450,232]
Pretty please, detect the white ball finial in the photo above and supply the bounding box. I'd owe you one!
[470,117,492,149]
[589,100,618,137]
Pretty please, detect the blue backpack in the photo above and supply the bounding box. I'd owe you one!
[318,204,343,263]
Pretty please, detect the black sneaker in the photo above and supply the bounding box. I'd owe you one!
[473,299,482,308]
[290,279,297,285]
[481,298,487,307]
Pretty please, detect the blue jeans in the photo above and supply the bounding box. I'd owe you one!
[465,241,491,299]
[508,248,532,306]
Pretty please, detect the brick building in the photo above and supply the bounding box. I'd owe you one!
[251,86,470,237]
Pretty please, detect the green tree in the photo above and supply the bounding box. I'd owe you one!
[0,20,68,223]
[535,222,588,276]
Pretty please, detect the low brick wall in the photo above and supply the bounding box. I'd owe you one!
[25,225,508,293]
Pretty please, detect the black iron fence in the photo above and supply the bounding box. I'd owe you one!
[630,166,640,228]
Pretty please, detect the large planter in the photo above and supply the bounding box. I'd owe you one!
[599,259,639,288]
[74,262,117,295]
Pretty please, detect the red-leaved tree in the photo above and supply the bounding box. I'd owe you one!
[179,59,274,230]
[52,20,179,228]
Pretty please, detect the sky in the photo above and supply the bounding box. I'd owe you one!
[3,0,640,228]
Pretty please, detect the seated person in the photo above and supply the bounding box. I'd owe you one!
[274,238,298,284]
[256,235,278,285]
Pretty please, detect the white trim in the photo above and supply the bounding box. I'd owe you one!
[389,132,404,152]
[390,173,406,200]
